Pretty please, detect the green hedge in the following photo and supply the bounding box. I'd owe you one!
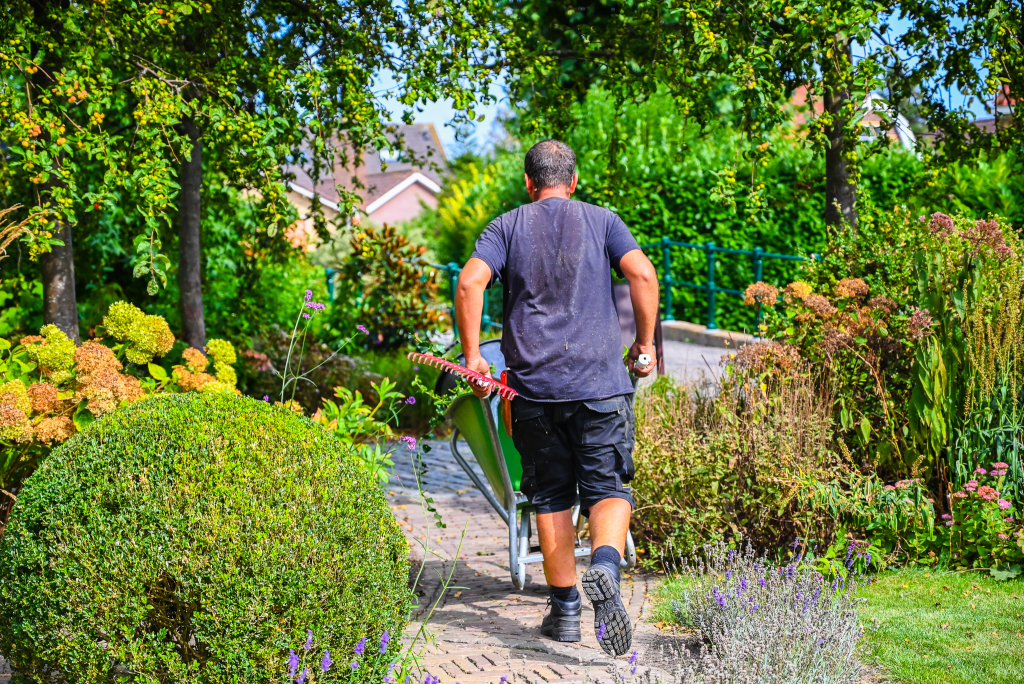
[0,393,408,683]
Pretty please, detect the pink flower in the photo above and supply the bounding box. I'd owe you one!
[991,462,1009,469]
[952,491,968,499]
[965,480,979,491]
[399,436,417,451]
[997,499,1012,510]
[945,521,954,527]
[975,467,987,475]
[941,514,952,520]
[884,485,895,491]
[998,533,1008,540]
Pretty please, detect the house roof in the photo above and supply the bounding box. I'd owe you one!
[285,123,448,216]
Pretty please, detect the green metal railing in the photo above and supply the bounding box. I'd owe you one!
[641,238,810,330]
[327,241,811,334]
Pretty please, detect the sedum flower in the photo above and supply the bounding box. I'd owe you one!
[997,499,1011,510]
[743,282,779,307]
[834,278,869,301]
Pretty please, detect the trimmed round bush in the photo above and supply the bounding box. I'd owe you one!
[0,393,408,682]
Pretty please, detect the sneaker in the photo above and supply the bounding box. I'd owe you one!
[582,563,632,656]
[540,595,582,642]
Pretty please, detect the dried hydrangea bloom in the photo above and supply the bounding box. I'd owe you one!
[78,368,145,416]
[742,282,779,307]
[25,325,76,383]
[34,415,75,445]
[834,278,869,300]
[927,212,955,239]
[732,340,802,375]
[0,379,32,414]
[205,339,237,366]
[0,404,32,443]
[19,335,45,347]
[802,294,837,318]
[173,366,218,392]
[782,281,813,304]
[868,295,896,315]
[182,347,209,373]
[74,341,123,380]
[27,382,60,414]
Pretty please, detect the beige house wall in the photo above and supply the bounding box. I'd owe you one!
[367,182,439,226]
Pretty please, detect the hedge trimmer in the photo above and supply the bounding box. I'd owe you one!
[407,352,519,401]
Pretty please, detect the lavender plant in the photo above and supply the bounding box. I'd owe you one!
[668,542,865,684]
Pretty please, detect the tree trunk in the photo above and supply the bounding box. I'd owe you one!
[823,39,858,230]
[178,116,206,350]
[41,220,79,343]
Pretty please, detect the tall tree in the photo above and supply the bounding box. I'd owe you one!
[495,0,1022,229]
[1,0,501,340]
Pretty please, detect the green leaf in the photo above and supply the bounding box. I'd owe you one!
[148,363,169,382]
[73,401,95,432]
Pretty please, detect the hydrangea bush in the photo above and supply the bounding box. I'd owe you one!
[0,301,238,529]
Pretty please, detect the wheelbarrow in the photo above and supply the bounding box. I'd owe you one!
[436,339,637,590]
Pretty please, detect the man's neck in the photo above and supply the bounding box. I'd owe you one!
[531,187,572,202]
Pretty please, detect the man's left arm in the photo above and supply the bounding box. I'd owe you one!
[619,249,660,377]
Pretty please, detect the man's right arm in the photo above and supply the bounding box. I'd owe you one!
[455,257,494,397]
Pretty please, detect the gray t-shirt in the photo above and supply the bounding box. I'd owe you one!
[470,197,640,402]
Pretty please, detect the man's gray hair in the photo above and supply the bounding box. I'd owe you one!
[524,139,577,190]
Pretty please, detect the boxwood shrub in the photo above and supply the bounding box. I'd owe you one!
[0,393,408,683]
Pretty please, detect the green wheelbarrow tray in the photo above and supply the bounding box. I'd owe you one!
[447,392,637,590]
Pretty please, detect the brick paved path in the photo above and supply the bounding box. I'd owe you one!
[388,440,689,684]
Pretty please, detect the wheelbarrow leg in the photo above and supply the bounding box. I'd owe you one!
[510,507,528,590]
[623,529,637,571]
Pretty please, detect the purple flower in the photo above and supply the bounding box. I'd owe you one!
[629,651,638,665]
[499,677,508,684]
[305,630,313,650]
[406,396,417,405]
[350,662,358,671]
[305,290,313,302]
[597,622,606,640]
[740,578,748,591]
[792,536,800,550]
[288,650,300,679]
[302,313,311,319]
[354,636,366,656]
[413,365,420,371]
[380,629,390,654]
[263,395,270,402]
[322,650,332,672]
[758,578,765,588]
[297,668,307,684]
[400,436,417,451]
[357,324,369,335]
[725,570,731,581]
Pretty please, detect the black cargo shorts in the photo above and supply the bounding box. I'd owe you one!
[510,394,636,517]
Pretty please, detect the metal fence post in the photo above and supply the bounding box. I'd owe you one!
[752,247,764,329]
[705,242,717,330]
[661,236,674,321]
[447,262,460,340]
[325,267,336,303]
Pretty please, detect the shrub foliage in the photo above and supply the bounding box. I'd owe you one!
[0,393,408,682]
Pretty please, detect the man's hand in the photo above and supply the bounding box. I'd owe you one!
[627,341,657,378]
[464,355,493,397]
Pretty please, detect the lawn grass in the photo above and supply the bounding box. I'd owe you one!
[649,568,1024,684]
[858,568,1024,684]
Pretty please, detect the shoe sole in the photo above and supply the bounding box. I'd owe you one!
[582,565,632,656]
[541,628,582,642]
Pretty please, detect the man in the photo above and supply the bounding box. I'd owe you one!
[454,139,659,657]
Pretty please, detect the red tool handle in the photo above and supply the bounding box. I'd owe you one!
[407,352,519,400]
